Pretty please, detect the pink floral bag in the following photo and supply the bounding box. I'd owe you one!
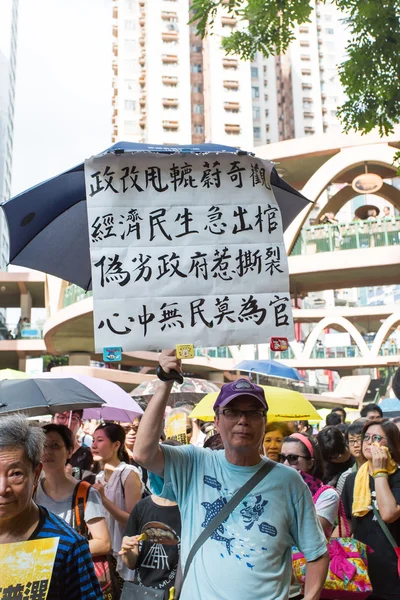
[292,485,373,599]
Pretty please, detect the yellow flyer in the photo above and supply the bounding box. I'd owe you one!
[0,537,59,598]
[166,412,187,444]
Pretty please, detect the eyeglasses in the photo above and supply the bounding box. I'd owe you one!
[362,433,387,444]
[220,409,266,422]
[55,415,80,424]
[279,453,308,465]
[44,442,65,451]
[348,437,362,446]
[122,425,139,433]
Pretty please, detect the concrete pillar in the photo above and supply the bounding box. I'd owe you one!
[68,352,91,367]
[20,291,32,321]
[208,371,224,383]
[18,357,26,372]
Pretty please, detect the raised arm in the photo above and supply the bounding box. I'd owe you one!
[133,349,181,477]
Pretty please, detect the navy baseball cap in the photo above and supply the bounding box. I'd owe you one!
[213,379,268,411]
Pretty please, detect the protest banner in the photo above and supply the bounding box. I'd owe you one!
[0,537,59,599]
[85,151,294,352]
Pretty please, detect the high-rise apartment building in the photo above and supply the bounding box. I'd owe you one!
[0,0,18,270]
[111,0,345,149]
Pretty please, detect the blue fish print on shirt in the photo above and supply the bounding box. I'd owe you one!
[246,563,255,570]
[204,475,222,491]
[240,495,268,530]
[201,497,235,555]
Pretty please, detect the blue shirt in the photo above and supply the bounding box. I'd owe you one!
[30,507,103,599]
[160,445,326,600]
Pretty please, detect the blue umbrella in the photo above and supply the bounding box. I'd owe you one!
[379,397,400,418]
[235,359,304,381]
[1,141,310,290]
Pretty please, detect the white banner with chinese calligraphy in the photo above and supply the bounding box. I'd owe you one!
[85,152,294,352]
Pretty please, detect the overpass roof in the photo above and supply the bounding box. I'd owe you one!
[0,271,45,307]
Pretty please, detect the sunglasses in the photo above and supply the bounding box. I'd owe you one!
[279,453,308,465]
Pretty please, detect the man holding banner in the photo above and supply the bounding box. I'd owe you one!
[133,350,329,600]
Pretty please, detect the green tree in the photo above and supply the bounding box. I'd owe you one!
[190,0,400,136]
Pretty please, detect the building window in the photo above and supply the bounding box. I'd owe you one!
[124,20,135,29]
[192,83,203,93]
[191,44,202,52]
[124,39,136,53]
[265,109,269,118]
[125,99,136,110]
[194,125,204,134]
[325,28,334,34]
[194,103,204,114]
[253,106,260,120]
[253,127,261,139]
[192,63,202,73]
[251,66,258,79]
[252,86,259,98]
[266,124,270,132]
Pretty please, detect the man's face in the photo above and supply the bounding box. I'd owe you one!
[0,446,41,523]
[215,396,266,453]
[334,410,345,423]
[366,410,381,421]
[54,411,81,436]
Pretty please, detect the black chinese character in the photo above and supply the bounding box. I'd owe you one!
[232,206,253,234]
[269,295,290,327]
[98,313,134,335]
[132,253,152,282]
[149,208,172,241]
[157,252,187,279]
[238,295,266,325]
[88,171,105,197]
[120,165,143,193]
[0,583,24,599]
[23,580,48,600]
[204,206,227,235]
[214,296,235,324]
[188,251,208,280]
[265,247,283,275]
[145,166,169,192]
[103,165,119,193]
[227,160,246,188]
[158,302,184,331]
[91,214,117,242]
[201,161,221,188]
[250,163,270,188]
[138,305,155,337]
[190,298,213,328]
[170,162,198,191]
[175,208,199,238]
[210,247,233,281]
[119,208,143,241]
[236,249,262,277]
[255,204,279,234]
[94,255,130,287]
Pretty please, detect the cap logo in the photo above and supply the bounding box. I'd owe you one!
[233,380,253,390]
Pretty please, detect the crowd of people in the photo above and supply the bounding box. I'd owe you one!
[1,352,400,599]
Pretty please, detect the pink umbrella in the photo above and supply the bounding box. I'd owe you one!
[38,373,143,422]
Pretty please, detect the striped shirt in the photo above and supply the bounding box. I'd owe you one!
[29,506,103,599]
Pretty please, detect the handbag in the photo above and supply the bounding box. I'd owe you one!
[292,486,373,599]
[72,481,122,600]
[174,459,277,599]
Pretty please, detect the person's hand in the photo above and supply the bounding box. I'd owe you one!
[93,481,106,499]
[159,349,182,376]
[371,443,389,472]
[119,535,142,555]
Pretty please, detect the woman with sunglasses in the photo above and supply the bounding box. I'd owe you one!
[342,419,400,600]
[280,433,340,536]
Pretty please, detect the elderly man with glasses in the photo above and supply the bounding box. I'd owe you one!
[133,349,328,600]
[0,414,102,599]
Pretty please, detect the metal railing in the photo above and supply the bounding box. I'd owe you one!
[291,217,400,255]
[63,284,93,308]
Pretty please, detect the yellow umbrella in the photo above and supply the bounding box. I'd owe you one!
[0,368,29,380]
[189,386,322,422]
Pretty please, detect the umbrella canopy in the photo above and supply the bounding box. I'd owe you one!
[38,372,143,422]
[131,377,220,407]
[2,141,311,290]
[0,378,103,418]
[0,368,30,380]
[189,386,321,422]
[235,359,304,382]
[378,397,400,418]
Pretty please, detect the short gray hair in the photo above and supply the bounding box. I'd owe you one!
[0,414,45,468]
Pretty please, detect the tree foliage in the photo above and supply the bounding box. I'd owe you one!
[190,0,400,136]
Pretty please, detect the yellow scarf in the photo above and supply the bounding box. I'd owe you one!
[352,445,397,517]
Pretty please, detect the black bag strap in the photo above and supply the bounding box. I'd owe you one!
[181,459,276,588]
[372,503,398,550]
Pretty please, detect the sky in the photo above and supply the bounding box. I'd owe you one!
[11,0,113,196]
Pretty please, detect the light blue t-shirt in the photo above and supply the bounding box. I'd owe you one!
[160,445,326,600]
